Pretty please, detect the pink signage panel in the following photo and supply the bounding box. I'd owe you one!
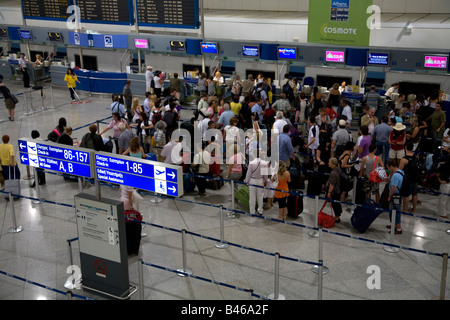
[424,55,448,69]
[326,51,345,62]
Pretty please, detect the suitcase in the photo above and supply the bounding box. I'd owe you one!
[287,190,303,218]
[5,166,20,200]
[183,173,196,193]
[350,198,382,233]
[234,186,257,212]
[124,210,142,255]
[206,175,224,190]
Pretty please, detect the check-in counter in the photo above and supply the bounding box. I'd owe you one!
[50,65,185,99]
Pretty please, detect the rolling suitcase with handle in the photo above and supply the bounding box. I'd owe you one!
[287,190,303,218]
[124,210,142,255]
[350,198,382,233]
[5,166,20,200]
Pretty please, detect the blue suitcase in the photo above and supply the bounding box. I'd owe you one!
[350,198,382,233]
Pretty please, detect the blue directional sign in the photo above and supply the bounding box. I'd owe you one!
[94,153,183,197]
[18,138,93,179]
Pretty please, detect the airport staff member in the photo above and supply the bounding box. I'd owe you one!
[18,53,30,88]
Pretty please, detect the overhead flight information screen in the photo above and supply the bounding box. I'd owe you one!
[136,0,199,29]
[22,0,73,21]
[76,0,133,24]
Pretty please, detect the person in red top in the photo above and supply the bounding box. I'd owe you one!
[388,122,406,166]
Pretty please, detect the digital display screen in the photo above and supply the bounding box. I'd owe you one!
[277,47,297,60]
[48,32,62,42]
[77,0,133,24]
[170,40,185,51]
[136,0,199,29]
[424,55,448,69]
[19,30,32,40]
[367,52,390,66]
[242,45,260,57]
[22,0,71,21]
[134,39,149,49]
[201,42,218,55]
[325,50,345,63]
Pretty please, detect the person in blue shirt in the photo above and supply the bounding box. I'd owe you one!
[278,124,295,167]
[372,116,393,166]
[216,103,235,128]
[110,94,126,118]
[386,159,404,234]
[250,97,264,124]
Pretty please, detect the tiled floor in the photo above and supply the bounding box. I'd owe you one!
[0,80,449,300]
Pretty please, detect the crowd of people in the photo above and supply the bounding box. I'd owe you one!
[6,69,449,234]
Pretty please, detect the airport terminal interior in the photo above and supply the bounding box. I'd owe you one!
[0,0,449,301]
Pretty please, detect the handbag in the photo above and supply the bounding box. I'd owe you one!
[10,95,19,105]
[369,156,387,183]
[317,201,335,228]
[271,174,279,188]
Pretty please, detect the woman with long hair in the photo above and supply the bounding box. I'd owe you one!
[123,136,145,159]
[273,161,291,221]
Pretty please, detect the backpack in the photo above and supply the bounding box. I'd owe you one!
[395,171,412,197]
[152,109,162,124]
[282,82,294,101]
[252,88,262,100]
[47,128,61,142]
[80,133,95,150]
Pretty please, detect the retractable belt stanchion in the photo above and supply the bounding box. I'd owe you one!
[228,180,239,218]
[138,258,145,299]
[308,196,320,238]
[384,209,400,253]
[177,229,194,277]
[23,165,34,180]
[8,192,23,234]
[438,253,448,300]
[64,239,81,290]
[215,205,229,249]
[50,86,55,109]
[312,227,329,275]
[268,252,285,300]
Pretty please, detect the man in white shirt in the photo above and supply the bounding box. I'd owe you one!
[145,66,154,93]
[385,82,399,99]
[272,111,288,135]
[18,53,30,88]
[161,133,182,164]
[340,99,352,126]
[305,116,320,161]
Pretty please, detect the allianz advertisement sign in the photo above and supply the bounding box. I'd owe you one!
[308,0,373,47]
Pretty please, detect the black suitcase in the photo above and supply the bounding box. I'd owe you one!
[350,198,382,233]
[125,221,141,255]
[287,190,303,218]
[124,210,142,255]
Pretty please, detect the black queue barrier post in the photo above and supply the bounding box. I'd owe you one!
[8,192,23,234]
